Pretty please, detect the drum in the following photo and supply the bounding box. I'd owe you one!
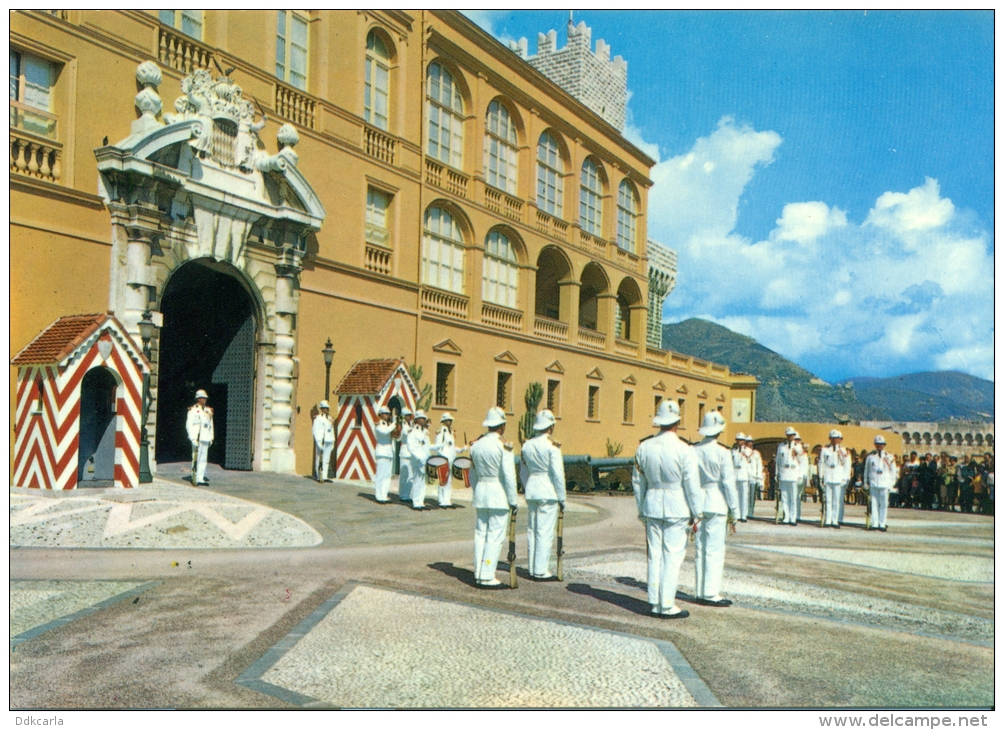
[453,456,473,488]
[427,455,449,486]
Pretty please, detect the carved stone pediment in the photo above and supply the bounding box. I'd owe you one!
[622,374,637,385]
[586,367,603,381]
[653,380,666,391]
[494,350,518,365]
[545,360,564,374]
[432,339,462,356]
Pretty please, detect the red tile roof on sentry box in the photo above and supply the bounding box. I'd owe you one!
[11,313,109,366]
[334,359,406,396]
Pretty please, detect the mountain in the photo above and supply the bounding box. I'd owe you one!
[660,318,993,423]
[836,372,994,422]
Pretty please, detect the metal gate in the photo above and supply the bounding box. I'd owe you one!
[211,315,255,470]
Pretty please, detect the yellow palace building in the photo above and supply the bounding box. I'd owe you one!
[10,10,757,477]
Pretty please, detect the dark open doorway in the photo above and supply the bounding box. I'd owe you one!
[156,260,256,470]
[78,366,118,486]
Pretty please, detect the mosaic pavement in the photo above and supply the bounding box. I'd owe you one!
[9,482,321,549]
[11,580,156,644]
[568,552,993,645]
[241,584,716,708]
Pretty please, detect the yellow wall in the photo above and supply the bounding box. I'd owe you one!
[726,422,905,457]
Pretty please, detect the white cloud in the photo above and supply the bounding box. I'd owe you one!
[654,126,994,382]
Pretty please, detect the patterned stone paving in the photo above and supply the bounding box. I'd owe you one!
[245,584,713,708]
[11,580,151,641]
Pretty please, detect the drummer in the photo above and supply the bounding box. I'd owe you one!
[435,413,458,508]
[406,410,434,510]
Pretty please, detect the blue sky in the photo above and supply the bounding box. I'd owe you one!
[464,11,994,382]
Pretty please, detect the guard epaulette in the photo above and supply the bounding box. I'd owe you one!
[639,434,655,444]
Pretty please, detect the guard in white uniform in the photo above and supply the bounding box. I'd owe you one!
[373,405,401,503]
[796,437,810,521]
[312,400,335,483]
[746,436,764,516]
[518,409,566,579]
[819,429,852,527]
[186,389,214,486]
[775,428,804,525]
[397,408,414,503]
[732,432,752,522]
[865,435,898,531]
[407,411,434,510]
[434,413,458,507]
[470,406,518,587]
[632,400,702,619]
[694,412,740,606]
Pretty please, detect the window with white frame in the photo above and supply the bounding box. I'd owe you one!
[9,50,57,139]
[365,187,391,247]
[276,10,308,91]
[537,132,564,218]
[422,206,465,294]
[616,179,639,253]
[159,10,203,40]
[580,158,603,236]
[426,62,464,169]
[484,100,518,194]
[364,31,390,131]
[482,230,519,309]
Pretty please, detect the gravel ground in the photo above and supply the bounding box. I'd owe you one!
[261,584,698,708]
[11,580,146,637]
[570,554,993,645]
[10,483,321,549]
[748,545,993,583]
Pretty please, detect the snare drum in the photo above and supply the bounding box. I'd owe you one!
[452,456,473,488]
[426,455,449,486]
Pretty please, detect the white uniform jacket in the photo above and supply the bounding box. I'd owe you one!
[434,427,457,463]
[732,446,752,482]
[519,435,566,503]
[819,445,852,484]
[374,421,396,458]
[632,431,702,520]
[407,425,433,468]
[864,452,898,489]
[469,432,518,509]
[798,450,810,487]
[399,422,412,459]
[312,414,335,447]
[750,449,765,486]
[775,442,804,483]
[695,438,740,516]
[186,405,214,444]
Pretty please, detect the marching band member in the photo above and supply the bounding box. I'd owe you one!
[519,409,566,580]
[865,435,898,531]
[312,400,336,483]
[397,408,414,503]
[435,413,458,508]
[407,410,433,510]
[632,400,702,618]
[186,389,214,486]
[470,406,518,587]
[732,432,752,523]
[775,428,803,525]
[373,405,401,503]
[694,411,739,607]
[819,429,852,527]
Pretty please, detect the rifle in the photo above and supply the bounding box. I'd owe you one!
[508,506,518,588]
[556,503,565,581]
[820,479,826,527]
[775,481,783,524]
[865,487,872,530]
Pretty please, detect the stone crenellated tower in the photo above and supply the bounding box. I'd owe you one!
[511,20,628,132]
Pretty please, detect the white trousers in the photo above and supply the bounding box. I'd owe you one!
[736,480,750,519]
[410,461,427,508]
[751,482,762,516]
[695,513,727,599]
[398,458,412,501]
[870,487,890,528]
[645,517,689,612]
[527,500,559,577]
[823,481,845,525]
[314,443,333,481]
[438,458,453,506]
[779,481,799,524]
[474,508,510,582]
[191,441,209,484]
[374,456,392,502]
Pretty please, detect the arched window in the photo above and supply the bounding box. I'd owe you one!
[482,230,519,309]
[616,179,638,253]
[364,31,390,131]
[537,132,564,218]
[580,158,603,236]
[426,62,464,169]
[422,207,465,294]
[484,100,518,194]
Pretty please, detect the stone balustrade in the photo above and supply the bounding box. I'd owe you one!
[615,337,639,357]
[577,327,606,350]
[421,287,469,319]
[484,185,523,222]
[424,158,469,198]
[534,316,569,342]
[481,302,523,331]
[158,26,213,74]
[364,125,395,164]
[274,82,316,130]
[10,130,62,183]
[534,209,569,241]
[364,244,392,276]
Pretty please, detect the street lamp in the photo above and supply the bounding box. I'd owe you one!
[137,310,158,484]
[322,337,335,401]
